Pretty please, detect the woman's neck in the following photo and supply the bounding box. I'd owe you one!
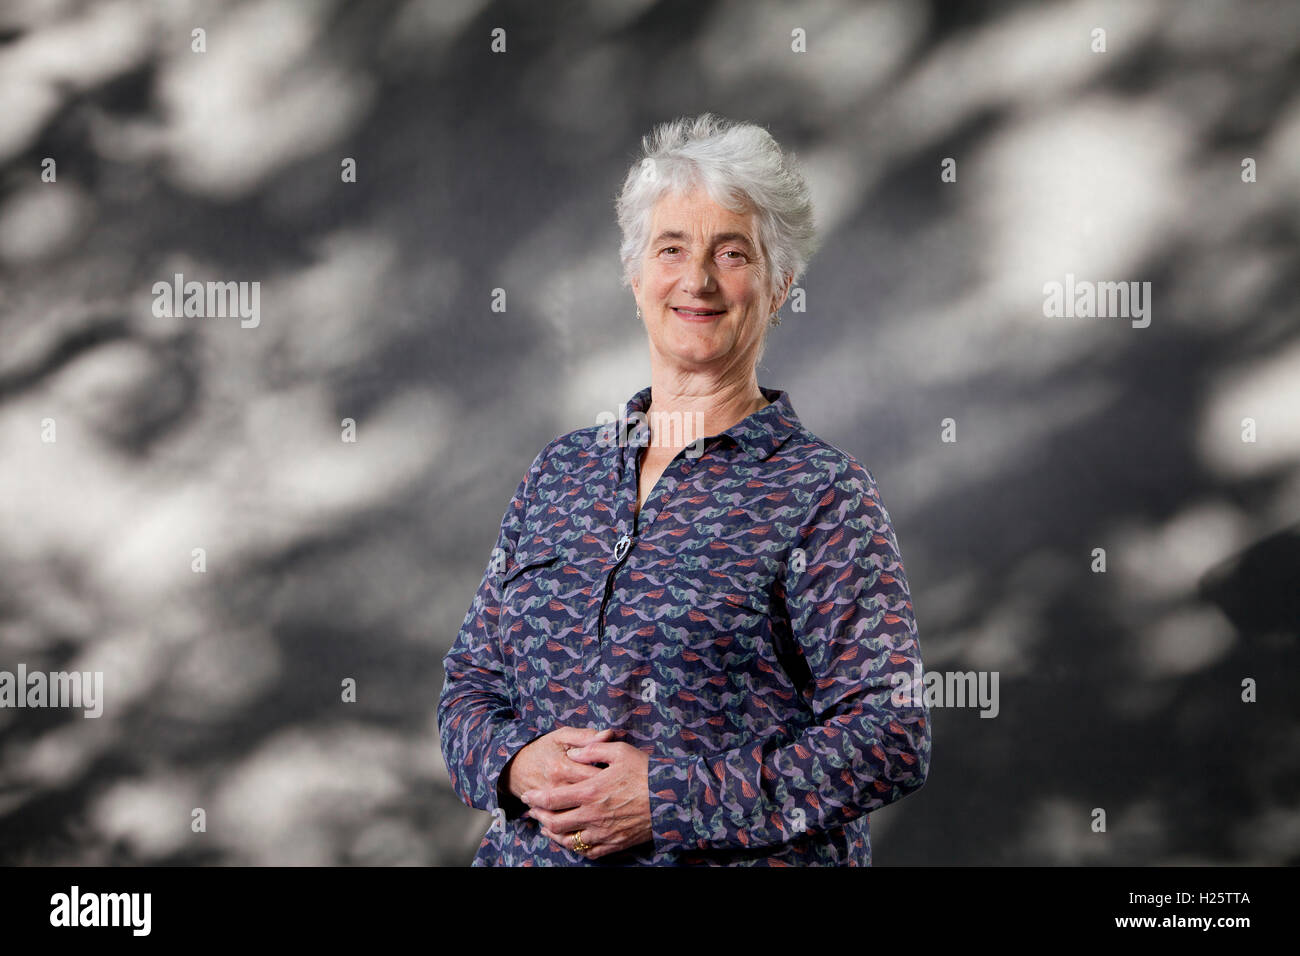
[643,377,767,453]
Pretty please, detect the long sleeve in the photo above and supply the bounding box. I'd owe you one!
[437,441,556,820]
[646,460,931,852]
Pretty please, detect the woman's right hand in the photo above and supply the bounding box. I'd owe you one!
[503,726,615,801]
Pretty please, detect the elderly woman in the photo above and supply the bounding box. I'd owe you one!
[438,113,930,866]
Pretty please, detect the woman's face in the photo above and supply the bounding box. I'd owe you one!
[632,186,790,374]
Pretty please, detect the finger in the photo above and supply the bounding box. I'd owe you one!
[529,806,593,835]
[541,813,599,843]
[552,727,614,747]
[527,806,557,829]
[558,731,614,755]
[564,741,625,764]
[527,806,590,827]
[539,825,598,854]
[522,781,589,811]
[540,825,620,861]
[557,761,604,784]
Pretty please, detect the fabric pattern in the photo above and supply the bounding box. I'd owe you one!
[438,384,931,865]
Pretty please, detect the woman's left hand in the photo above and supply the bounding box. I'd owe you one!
[522,739,652,859]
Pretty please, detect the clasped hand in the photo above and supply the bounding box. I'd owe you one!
[505,726,652,860]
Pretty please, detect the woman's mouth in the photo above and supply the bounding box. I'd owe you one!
[672,307,726,321]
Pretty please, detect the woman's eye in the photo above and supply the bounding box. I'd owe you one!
[657,247,744,260]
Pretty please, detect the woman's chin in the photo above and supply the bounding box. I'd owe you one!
[663,343,734,367]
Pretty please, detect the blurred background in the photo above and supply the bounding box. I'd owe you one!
[0,0,1297,865]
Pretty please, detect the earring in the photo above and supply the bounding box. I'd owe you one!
[636,306,642,319]
[770,312,781,327]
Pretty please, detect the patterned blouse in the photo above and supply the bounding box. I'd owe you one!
[438,384,931,865]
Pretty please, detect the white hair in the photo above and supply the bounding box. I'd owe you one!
[614,113,819,307]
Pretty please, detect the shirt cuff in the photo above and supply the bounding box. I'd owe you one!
[647,753,704,853]
[484,720,547,821]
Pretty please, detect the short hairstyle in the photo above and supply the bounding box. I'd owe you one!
[614,113,819,307]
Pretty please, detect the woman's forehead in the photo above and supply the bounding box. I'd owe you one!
[649,188,756,238]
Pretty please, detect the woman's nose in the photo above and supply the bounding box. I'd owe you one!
[680,254,717,295]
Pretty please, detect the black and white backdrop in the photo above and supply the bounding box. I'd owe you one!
[0,0,1297,866]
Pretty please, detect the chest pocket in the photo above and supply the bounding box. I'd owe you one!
[498,545,559,663]
[497,545,588,715]
[501,546,559,588]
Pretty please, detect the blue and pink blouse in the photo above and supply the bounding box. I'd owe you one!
[438,384,931,865]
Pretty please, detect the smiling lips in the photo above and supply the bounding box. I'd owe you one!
[672,306,725,319]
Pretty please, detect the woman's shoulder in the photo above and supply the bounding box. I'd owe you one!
[779,424,880,496]
[529,420,614,471]
[508,423,621,509]
[780,426,912,546]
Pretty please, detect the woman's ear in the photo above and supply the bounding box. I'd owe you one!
[772,272,795,312]
[631,276,644,317]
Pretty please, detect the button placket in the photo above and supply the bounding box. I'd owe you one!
[597,430,708,664]
[634,448,701,537]
[597,530,634,640]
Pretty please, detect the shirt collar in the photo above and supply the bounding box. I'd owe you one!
[619,384,802,461]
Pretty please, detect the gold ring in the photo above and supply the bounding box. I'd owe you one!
[571,830,591,853]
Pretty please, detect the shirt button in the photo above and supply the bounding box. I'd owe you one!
[613,533,631,562]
